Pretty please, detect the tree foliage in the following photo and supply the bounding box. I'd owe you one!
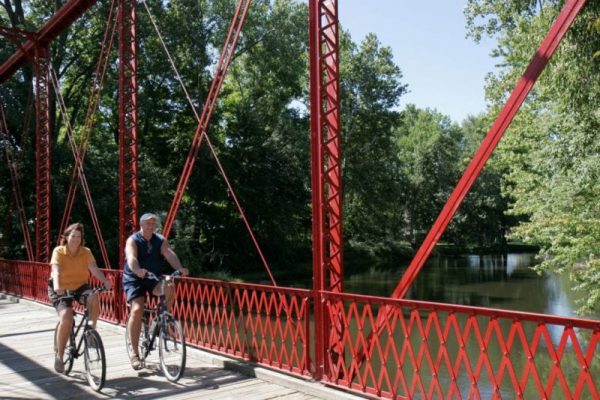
[1,1,512,287]
[466,0,600,314]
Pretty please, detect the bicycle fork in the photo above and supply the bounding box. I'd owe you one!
[141,314,160,360]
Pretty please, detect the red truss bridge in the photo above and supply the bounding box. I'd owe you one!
[0,1,598,398]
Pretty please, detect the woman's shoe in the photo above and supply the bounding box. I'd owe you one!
[54,354,64,373]
[130,353,143,370]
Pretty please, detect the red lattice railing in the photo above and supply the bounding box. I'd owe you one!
[1,259,599,399]
[173,277,312,377]
[322,291,600,399]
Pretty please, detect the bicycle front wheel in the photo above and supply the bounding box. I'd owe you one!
[53,321,74,374]
[159,316,186,382]
[83,329,106,391]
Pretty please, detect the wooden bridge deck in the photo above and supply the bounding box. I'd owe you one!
[0,295,365,400]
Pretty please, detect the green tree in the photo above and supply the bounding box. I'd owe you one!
[340,33,407,254]
[466,0,600,313]
[166,0,311,276]
[396,105,462,248]
[448,113,512,250]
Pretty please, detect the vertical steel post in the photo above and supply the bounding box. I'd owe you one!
[309,0,342,381]
[118,0,138,266]
[34,45,51,263]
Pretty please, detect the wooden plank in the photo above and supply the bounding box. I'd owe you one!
[0,296,362,400]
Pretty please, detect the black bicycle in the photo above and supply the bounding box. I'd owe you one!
[53,286,108,391]
[125,271,186,382]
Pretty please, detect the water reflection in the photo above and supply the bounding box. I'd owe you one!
[345,253,599,319]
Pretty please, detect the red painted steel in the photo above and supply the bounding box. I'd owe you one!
[118,0,139,265]
[1,260,599,399]
[309,0,343,381]
[0,0,98,83]
[174,278,312,375]
[346,0,590,383]
[162,0,251,237]
[0,104,34,261]
[0,26,36,42]
[59,0,118,242]
[0,26,37,58]
[392,0,588,300]
[1,1,598,397]
[149,0,275,284]
[309,0,343,293]
[50,68,111,268]
[308,0,325,380]
[320,291,600,399]
[33,46,51,263]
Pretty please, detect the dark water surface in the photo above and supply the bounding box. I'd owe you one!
[343,253,600,397]
[345,253,599,319]
[256,253,600,397]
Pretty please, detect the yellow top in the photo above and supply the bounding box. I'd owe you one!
[50,245,95,290]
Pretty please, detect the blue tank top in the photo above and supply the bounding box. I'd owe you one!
[123,231,165,280]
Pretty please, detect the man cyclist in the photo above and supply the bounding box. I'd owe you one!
[122,212,189,370]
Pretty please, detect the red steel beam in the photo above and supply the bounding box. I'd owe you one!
[34,46,51,263]
[308,0,324,379]
[0,0,98,83]
[309,0,343,381]
[162,0,251,239]
[391,0,588,298]
[0,26,37,43]
[309,0,343,298]
[118,0,139,265]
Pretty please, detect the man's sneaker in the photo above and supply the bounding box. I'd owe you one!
[54,355,64,373]
[130,354,143,370]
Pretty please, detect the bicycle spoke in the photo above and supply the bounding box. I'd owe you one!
[84,329,106,391]
[159,317,186,382]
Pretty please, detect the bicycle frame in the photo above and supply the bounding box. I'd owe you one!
[67,306,92,359]
[126,271,185,382]
[140,277,174,359]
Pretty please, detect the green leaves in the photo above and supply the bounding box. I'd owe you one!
[469,0,600,314]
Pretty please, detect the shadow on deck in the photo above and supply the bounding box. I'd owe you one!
[0,295,365,400]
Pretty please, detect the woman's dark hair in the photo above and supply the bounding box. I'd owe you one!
[60,223,85,246]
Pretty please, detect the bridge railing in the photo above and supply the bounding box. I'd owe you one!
[0,260,313,378]
[173,276,313,377]
[1,259,599,399]
[322,291,600,399]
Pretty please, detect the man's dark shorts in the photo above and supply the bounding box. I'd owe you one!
[123,276,159,303]
[47,280,91,312]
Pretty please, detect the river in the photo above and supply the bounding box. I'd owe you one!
[345,252,599,319]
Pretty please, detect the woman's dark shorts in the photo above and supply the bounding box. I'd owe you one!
[123,277,159,303]
[47,280,91,312]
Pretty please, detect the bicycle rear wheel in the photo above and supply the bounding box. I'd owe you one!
[83,329,106,391]
[159,316,186,382]
[53,321,74,374]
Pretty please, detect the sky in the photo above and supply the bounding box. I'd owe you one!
[338,1,498,123]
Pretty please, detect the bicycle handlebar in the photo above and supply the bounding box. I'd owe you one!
[145,270,182,281]
[62,285,110,300]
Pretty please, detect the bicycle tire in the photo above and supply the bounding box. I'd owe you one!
[83,329,106,391]
[125,316,149,362]
[159,316,186,382]
[53,321,74,374]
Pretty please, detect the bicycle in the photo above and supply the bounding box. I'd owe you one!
[53,285,108,392]
[125,270,186,382]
